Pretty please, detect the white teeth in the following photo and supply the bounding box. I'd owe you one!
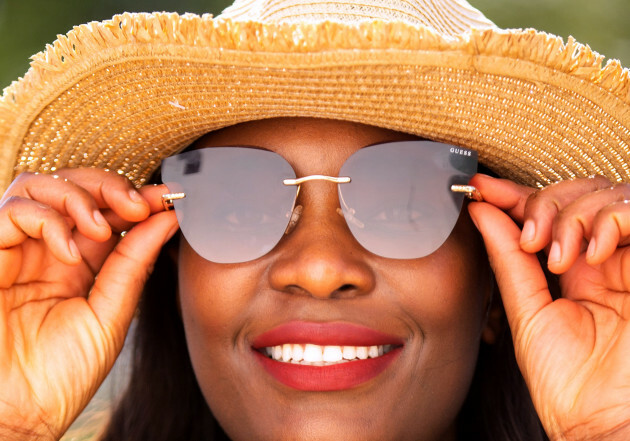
[303,344,323,363]
[342,346,356,360]
[356,346,368,360]
[292,344,304,362]
[273,345,282,360]
[322,346,343,362]
[368,345,379,358]
[282,344,292,362]
[265,343,394,365]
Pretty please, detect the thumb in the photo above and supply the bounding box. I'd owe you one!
[468,201,552,339]
[469,173,535,223]
[88,211,178,348]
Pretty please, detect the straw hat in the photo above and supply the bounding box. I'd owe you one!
[1,0,630,194]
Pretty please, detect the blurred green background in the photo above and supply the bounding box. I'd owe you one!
[1,0,629,91]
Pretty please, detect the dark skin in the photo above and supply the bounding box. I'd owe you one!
[176,118,494,441]
[0,117,628,440]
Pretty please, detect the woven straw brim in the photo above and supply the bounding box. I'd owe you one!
[1,13,630,193]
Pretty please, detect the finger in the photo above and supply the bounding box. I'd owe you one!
[468,201,552,338]
[54,168,150,222]
[586,200,630,265]
[0,196,80,265]
[469,173,535,221]
[72,184,174,273]
[88,211,178,348]
[520,175,612,254]
[97,184,171,233]
[71,231,120,280]
[4,172,112,242]
[0,247,23,288]
[138,184,171,214]
[548,184,630,273]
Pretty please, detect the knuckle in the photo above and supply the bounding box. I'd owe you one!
[551,209,577,233]
[611,182,630,196]
[2,172,37,197]
[108,173,134,190]
[604,198,630,214]
[524,188,544,207]
[1,195,39,212]
[589,173,612,184]
[524,188,554,213]
[13,171,36,182]
[5,195,53,215]
[2,195,25,207]
[62,183,93,204]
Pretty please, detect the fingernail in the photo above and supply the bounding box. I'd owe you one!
[68,239,81,260]
[521,219,536,244]
[586,238,597,260]
[93,209,108,227]
[128,189,145,204]
[548,241,562,265]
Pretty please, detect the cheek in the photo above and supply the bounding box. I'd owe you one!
[402,247,487,346]
[176,240,265,414]
[177,248,254,338]
[408,213,489,346]
[381,221,489,424]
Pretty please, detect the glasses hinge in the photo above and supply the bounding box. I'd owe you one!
[450,185,483,202]
[161,192,186,211]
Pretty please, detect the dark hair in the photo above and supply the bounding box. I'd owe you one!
[453,166,550,441]
[100,235,228,441]
[101,235,549,441]
[457,305,548,440]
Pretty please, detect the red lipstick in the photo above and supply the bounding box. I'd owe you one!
[252,321,404,391]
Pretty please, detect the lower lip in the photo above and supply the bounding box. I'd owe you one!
[253,348,402,391]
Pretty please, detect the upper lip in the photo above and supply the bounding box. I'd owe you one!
[251,321,405,348]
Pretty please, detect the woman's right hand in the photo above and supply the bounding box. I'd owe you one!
[0,168,178,440]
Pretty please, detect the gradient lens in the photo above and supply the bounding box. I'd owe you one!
[161,147,296,263]
[338,141,477,259]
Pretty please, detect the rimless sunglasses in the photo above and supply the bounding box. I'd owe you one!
[161,140,481,263]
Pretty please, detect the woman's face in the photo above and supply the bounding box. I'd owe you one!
[176,118,492,441]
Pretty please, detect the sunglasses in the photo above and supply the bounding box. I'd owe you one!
[161,140,481,264]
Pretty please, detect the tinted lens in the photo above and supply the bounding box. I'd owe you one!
[162,147,296,263]
[338,141,477,259]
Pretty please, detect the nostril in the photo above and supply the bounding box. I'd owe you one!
[338,284,355,292]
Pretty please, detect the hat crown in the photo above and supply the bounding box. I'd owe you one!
[219,0,495,36]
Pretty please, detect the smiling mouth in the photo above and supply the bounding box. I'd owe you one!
[251,321,405,391]
[262,343,396,365]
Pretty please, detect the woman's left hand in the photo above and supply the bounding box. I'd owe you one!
[468,174,630,441]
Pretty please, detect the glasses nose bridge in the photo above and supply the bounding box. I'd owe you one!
[282,175,351,186]
[281,174,351,235]
[283,174,352,210]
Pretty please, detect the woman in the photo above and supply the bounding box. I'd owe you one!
[0,1,629,440]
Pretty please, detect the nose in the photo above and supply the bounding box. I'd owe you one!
[268,182,375,300]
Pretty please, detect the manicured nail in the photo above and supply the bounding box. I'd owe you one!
[93,209,108,227]
[548,241,562,265]
[68,239,81,260]
[586,238,597,261]
[128,189,144,204]
[521,219,536,244]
